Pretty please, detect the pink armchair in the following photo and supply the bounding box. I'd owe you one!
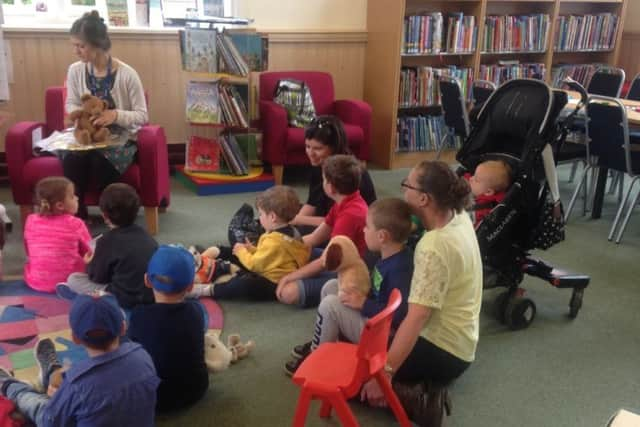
[259,71,371,184]
[6,86,170,235]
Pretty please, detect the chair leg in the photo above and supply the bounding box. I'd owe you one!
[615,177,640,244]
[159,207,167,214]
[20,205,33,229]
[608,180,632,241]
[565,166,590,222]
[374,371,412,427]
[618,174,624,204]
[319,399,332,418]
[272,165,284,185]
[568,161,579,183]
[292,388,313,427]
[328,392,359,427]
[144,207,159,236]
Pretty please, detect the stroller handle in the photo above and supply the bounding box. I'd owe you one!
[562,77,588,109]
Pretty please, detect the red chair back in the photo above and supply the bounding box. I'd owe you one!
[259,71,335,115]
[356,288,401,378]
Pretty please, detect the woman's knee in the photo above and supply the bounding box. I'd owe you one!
[277,282,300,305]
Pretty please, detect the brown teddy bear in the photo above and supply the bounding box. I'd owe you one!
[68,94,111,145]
[321,235,371,299]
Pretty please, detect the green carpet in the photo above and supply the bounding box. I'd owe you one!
[1,163,639,426]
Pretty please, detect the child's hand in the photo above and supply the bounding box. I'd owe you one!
[83,250,94,264]
[232,243,247,254]
[243,237,256,251]
[339,288,366,310]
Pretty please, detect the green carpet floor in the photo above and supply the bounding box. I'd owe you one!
[1,163,639,426]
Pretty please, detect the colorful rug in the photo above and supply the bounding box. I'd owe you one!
[0,281,224,383]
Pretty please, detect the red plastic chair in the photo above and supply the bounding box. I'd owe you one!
[291,289,411,427]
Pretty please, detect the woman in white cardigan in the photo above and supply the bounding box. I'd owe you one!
[64,11,148,219]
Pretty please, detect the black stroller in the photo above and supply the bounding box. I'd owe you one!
[456,78,590,330]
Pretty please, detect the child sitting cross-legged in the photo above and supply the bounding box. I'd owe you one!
[129,245,209,412]
[465,159,513,225]
[24,176,92,293]
[0,294,159,426]
[60,183,158,308]
[284,198,414,375]
[197,185,311,301]
[277,154,369,308]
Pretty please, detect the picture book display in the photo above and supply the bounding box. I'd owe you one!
[186,81,221,125]
[186,136,220,173]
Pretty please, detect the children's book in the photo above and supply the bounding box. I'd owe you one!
[186,81,220,124]
[233,133,262,167]
[182,28,217,73]
[106,0,129,26]
[186,136,220,173]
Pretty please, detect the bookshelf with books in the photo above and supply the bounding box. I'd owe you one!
[178,25,271,193]
[364,0,628,169]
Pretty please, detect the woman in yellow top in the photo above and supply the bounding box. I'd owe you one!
[361,160,483,424]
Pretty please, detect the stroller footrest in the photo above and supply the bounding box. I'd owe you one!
[523,257,590,289]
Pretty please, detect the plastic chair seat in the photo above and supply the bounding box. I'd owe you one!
[293,343,358,390]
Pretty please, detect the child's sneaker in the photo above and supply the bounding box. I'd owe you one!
[56,283,78,301]
[284,356,306,377]
[34,338,62,392]
[291,341,312,359]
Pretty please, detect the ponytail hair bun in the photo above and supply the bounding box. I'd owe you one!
[414,160,471,213]
[70,10,111,51]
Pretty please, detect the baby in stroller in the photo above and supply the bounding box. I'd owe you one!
[465,159,513,225]
[456,78,590,330]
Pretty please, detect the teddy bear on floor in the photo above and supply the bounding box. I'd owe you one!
[204,332,255,373]
[68,94,111,146]
[188,246,240,285]
[321,235,371,299]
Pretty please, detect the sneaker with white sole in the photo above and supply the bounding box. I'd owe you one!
[55,283,78,301]
[34,338,62,392]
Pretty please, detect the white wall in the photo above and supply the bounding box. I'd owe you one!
[625,1,640,32]
[237,0,367,31]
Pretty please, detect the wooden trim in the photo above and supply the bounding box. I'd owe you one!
[267,31,367,43]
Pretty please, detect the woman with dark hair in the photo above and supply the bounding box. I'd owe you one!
[291,115,376,231]
[63,11,148,219]
[360,161,483,425]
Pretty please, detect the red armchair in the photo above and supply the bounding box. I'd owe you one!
[259,71,371,184]
[6,86,170,235]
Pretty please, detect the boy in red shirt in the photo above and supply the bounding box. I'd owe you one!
[466,160,513,226]
[277,154,368,308]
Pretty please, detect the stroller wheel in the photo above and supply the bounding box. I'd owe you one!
[569,288,584,319]
[505,297,536,330]
[494,291,511,323]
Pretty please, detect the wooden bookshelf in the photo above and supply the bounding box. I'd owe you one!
[364,0,628,169]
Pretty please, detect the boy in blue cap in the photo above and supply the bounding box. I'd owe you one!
[129,245,209,412]
[0,294,159,427]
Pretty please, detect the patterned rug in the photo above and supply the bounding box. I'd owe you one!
[0,281,223,383]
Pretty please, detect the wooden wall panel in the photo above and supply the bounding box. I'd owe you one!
[0,28,367,151]
[618,32,640,80]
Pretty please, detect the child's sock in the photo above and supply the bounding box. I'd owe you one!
[186,284,214,299]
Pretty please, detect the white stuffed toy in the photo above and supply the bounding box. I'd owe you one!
[204,331,255,373]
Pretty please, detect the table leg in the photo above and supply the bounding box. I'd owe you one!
[591,167,608,219]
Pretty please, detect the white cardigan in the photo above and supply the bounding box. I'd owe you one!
[65,60,148,132]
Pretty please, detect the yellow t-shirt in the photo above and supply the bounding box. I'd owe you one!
[408,212,482,362]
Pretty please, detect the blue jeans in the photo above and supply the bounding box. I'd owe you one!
[5,380,49,426]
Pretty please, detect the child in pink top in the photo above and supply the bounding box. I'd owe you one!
[24,177,92,292]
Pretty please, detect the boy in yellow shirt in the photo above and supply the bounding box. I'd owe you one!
[212,185,311,300]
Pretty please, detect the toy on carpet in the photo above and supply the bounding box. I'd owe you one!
[321,235,371,299]
[204,332,255,373]
[188,246,240,285]
[68,94,111,146]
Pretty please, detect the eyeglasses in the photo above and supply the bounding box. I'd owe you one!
[401,178,425,193]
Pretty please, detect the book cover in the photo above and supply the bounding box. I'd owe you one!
[135,0,149,26]
[183,28,217,73]
[186,136,220,173]
[106,0,129,26]
[186,81,220,124]
[227,31,267,72]
[231,133,262,167]
[227,134,249,175]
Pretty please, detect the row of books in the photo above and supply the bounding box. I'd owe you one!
[482,14,549,53]
[554,14,619,52]
[185,80,249,127]
[186,133,262,175]
[402,13,477,54]
[180,28,267,76]
[399,66,473,107]
[478,62,546,87]
[550,63,601,88]
[220,134,249,175]
[396,115,456,153]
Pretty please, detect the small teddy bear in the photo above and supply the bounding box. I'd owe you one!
[188,246,240,285]
[68,94,111,146]
[321,235,371,299]
[204,332,255,373]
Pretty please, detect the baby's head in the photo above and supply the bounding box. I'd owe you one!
[469,160,512,197]
[255,185,301,231]
[99,183,140,228]
[35,176,78,216]
[145,245,196,300]
[365,198,413,252]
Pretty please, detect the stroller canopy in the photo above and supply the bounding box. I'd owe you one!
[457,79,557,173]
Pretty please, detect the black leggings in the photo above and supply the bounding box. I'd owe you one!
[212,246,277,301]
[62,151,120,215]
[394,337,471,386]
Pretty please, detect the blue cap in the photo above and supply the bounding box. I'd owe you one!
[69,294,124,346]
[147,245,196,293]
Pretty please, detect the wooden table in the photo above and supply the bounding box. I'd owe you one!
[565,90,640,126]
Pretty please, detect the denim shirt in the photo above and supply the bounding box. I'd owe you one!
[41,342,160,427]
